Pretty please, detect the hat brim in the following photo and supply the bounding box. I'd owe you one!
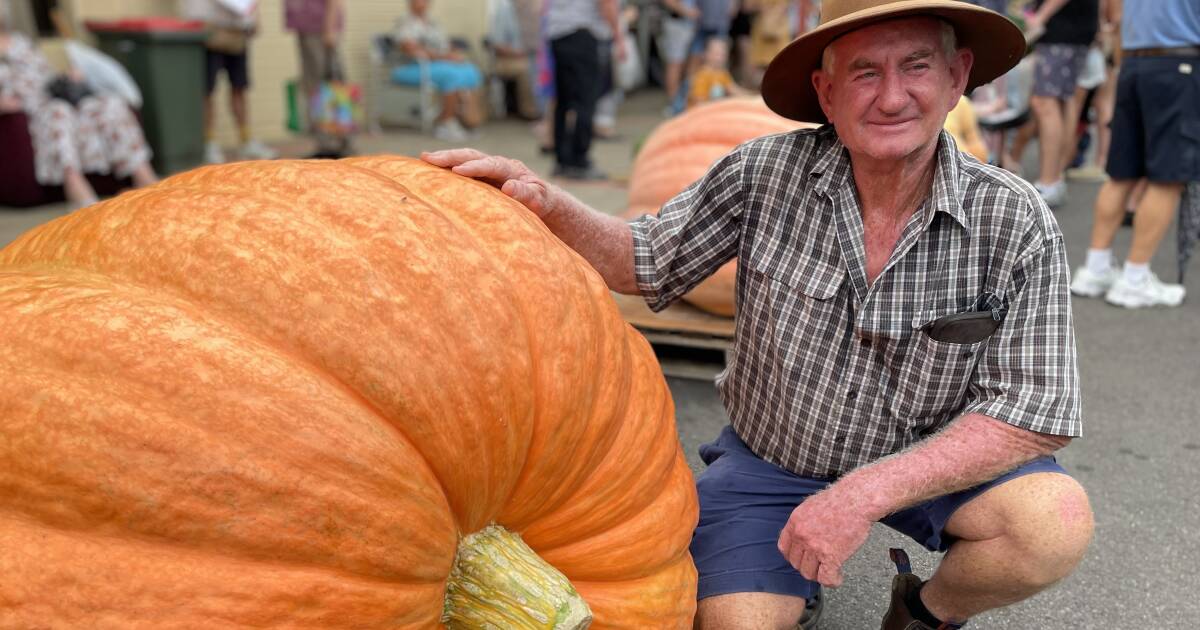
[761,1,1025,123]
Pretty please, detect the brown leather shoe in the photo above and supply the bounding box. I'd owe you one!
[797,589,824,629]
[880,549,956,630]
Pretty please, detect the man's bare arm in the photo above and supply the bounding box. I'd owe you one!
[779,412,1070,586]
[421,149,639,293]
[836,413,1069,520]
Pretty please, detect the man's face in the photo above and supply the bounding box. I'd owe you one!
[811,18,973,165]
[410,0,430,16]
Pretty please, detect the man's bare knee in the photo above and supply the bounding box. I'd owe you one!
[694,592,809,630]
[1003,474,1094,589]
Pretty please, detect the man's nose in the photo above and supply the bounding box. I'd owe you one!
[876,70,910,115]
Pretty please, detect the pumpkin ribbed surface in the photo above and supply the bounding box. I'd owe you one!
[0,156,697,628]
[626,98,814,316]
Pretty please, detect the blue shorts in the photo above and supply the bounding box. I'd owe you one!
[391,61,482,92]
[691,425,1069,601]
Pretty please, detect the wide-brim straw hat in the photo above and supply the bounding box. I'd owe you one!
[761,0,1025,123]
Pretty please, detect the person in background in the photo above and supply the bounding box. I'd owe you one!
[659,0,699,115]
[1069,0,1198,308]
[686,37,749,107]
[0,16,157,208]
[285,0,349,158]
[487,0,540,120]
[1024,0,1099,207]
[393,0,484,142]
[688,0,734,77]
[544,0,624,181]
[182,0,277,164]
[944,96,989,163]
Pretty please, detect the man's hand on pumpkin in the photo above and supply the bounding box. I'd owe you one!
[777,486,874,587]
[422,149,558,219]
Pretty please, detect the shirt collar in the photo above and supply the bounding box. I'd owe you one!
[809,127,971,232]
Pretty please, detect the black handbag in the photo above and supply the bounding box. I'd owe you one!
[45,75,93,107]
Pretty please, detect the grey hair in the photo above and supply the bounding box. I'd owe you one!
[820,19,958,76]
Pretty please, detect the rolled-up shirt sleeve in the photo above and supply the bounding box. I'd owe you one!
[628,147,744,311]
[964,236,1082,436]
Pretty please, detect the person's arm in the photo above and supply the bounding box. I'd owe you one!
[421,149,638,292]
[779,234,1081,586]
[1025,0,1071,33]
[779,413,1069,586]
[323,0,343,48]
[422,144,745,306]
[599,0,626,61]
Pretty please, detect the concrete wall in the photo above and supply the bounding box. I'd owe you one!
[51,0,488,145]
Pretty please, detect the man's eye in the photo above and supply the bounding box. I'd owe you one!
[856,71,878,80]
[908,64,930,71]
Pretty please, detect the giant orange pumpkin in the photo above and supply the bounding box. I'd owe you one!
[625,98,814,316]
[0,156,698,628]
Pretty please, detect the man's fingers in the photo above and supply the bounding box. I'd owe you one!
[816,561,843,588]
[798,550,820,581]
[420,148,488,168]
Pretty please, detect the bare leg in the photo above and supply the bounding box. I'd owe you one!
[1127,182,1185,264]
[437,91,459,124]
[1004,118,1037,173]
[1059,87,1087,174]
[1090,178,1136,250]
[62,168,99,207]
[665,60,685,104]
[130,162,159,188]
[1093,68,1117,170]
[459,89,484,128]
[694,592,809,630]
[203,93,215,139]
[920,474,1093,623]
[230,88,248,131]
[1030,95,1065,186]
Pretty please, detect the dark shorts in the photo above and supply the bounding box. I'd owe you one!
[691,425,1069,601]
[1106,55,1200,183]
[205,49,250,94]
[1032,43,1089,99]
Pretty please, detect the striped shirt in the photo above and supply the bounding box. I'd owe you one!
[629,126,1082,478]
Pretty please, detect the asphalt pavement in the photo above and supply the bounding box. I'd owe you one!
[3,90,1197,629]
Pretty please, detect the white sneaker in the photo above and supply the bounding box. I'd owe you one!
[1070,266,1118,298]
[1104,273,1186,308]
[205,141,226,164]
[433,120,468,142]
[1035,180,1068,208]
[239,139,279,160]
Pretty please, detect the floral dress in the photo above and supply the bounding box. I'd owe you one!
[0,33,151,186]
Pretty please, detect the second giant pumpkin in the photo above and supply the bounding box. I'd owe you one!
[626,98,815,316]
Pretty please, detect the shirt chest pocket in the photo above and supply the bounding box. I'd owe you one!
[887,307,992,426]
[744,245,845,374]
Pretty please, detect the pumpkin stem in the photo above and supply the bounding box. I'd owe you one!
[442,524,591,629]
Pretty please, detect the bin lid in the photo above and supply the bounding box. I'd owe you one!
[85,18,206,33]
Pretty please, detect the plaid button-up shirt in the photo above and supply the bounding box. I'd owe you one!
[630,126,1082,478]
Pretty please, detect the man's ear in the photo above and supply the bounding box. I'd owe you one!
[949,47,974,96]
[812,69,834,121]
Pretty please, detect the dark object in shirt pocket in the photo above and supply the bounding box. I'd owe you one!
[922,308,1005,344]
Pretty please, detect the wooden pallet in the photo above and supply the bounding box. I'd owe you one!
[611,293,735,379]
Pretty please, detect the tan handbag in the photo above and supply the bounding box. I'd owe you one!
[206,26,249,55]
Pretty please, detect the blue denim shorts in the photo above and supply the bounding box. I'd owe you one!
[691,425,1069,601]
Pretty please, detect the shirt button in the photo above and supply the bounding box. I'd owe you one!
[860,338,873,349]
[846,390,858,400]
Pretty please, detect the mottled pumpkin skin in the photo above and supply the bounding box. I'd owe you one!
[0,156,697,628]
[626,98,814,317]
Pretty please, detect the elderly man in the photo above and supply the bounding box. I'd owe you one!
[424,1,1093,628]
